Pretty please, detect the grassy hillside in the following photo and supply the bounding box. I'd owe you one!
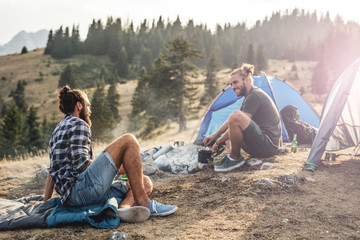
[0,48,322,143]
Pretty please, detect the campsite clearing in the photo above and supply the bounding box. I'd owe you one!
[1,57,359,239]
[1,140,360,239]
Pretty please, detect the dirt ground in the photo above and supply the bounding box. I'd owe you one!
[1,142,360,240]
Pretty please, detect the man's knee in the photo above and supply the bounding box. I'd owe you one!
[114,133,140,151]
[126,175,153,195]
[228,111,245,125]
[143,176,153,195]
[120,133,138,145]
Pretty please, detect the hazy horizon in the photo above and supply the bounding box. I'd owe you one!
[0,0,358,45]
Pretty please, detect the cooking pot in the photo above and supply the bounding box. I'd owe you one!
[197,149,213,163]
[197,144,226,164]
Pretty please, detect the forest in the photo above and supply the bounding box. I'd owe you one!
[0,8,359,159]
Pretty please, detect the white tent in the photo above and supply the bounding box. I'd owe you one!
[306,57,360,167]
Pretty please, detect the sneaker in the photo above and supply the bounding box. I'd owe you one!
[305,163,317,173]
[214,155,245,172]
[117,206,150,223]
[147,200,178,216]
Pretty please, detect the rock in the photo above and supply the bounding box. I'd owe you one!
[260,162,274,170]
[152,144,202,174]
[305,176,316,182]
[143,164,156,175]
[274,180,283,186]
[282,218,289,223]
[109,232,128,240]
[278,174,298,184]
[219,177,228,182]
[170,164,188,174]
[247,158,263,166]
[3,176,18,180]
[35,165,48,186]
[256,178,273,186]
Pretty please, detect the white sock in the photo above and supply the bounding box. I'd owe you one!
[227,154,237,161]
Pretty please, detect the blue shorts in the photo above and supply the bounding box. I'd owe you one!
[65,151,129,207]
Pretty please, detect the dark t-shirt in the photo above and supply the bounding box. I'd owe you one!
[240,87,282,147]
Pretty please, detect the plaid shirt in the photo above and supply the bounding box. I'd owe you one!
[48,114,94,204]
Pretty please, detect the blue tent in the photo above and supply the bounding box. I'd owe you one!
[194,75,320,145]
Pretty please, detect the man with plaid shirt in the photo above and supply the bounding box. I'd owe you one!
[41,86,178,223]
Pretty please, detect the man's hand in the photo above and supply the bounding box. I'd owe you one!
[211,142,219,153]
[203,134,216,147]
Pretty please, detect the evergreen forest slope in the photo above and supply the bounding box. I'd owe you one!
[0,48,319,144]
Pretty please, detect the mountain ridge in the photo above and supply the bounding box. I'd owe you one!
[0,29,49,55]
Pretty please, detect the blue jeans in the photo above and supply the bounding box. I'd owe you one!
[65,151,129,207]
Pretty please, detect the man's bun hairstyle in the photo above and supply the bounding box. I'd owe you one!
[230,63,255,79]
[56,85,84,114]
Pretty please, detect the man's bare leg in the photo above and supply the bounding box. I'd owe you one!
[119,176,153,208]
[105,133,150,207]
[228,111,251,159]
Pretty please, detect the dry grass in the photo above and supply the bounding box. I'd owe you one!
[4,52,352,239]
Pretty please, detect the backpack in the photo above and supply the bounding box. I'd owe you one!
[280,105,318,144]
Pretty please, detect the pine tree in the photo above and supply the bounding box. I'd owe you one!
[41,114,58,147]
[0,104,27,159]
[131,67,149,117]
[25,106,43,153]
[107,76,121,122]
[201,48,219,105]
[51,26,67,59]
[116,47,129,78]
[58,64,79,88]
[71,25,84,54]
[21,46,28,54]
[256,44,268,72]
[164,36,202,132]
[124,22,137,64]
[85,19,106,55]
[246,43,256,65]
[12,80,27,112]
[91,82,115,141]
[44,30,53,55]
[140,48,153,72]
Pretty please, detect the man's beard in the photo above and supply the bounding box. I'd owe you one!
[80,107,92,127]
[235,83,247,97]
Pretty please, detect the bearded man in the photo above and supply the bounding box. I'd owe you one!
[42,85,177,223]
[203,63,282,172]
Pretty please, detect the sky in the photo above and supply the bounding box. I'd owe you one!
[0,0,359,45]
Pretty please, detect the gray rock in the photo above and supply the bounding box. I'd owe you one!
[35,166,48,186]
[282,218,289,223]
[4,176,18,180]
[219,177,228,182]
[109,232,128,240]
[247,158,263,166]
[260,162,274,170]
[171,164,188,174]
[305,176,316,182]
[152,144,202,174]
[256,178,274,186]
[278,174,298,184]
[143,164,156,175]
